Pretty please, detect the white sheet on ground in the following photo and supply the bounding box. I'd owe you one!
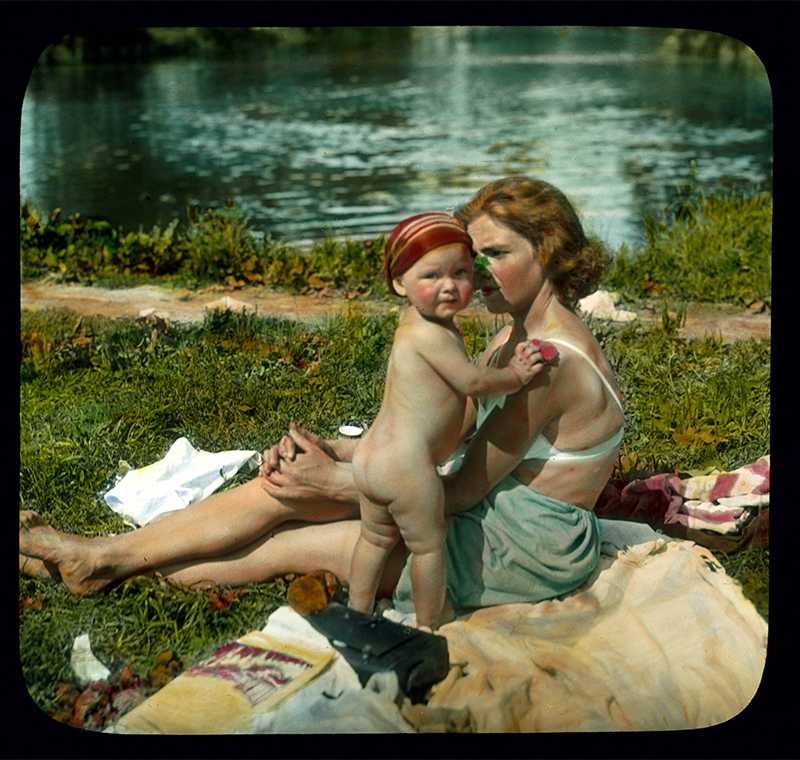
[103,437,261,527]
[422,519,767,732]
[247,606,416,733]
[106,520,767,733]
[107,606,417,734]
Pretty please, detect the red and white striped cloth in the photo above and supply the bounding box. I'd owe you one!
[664,456,770,534]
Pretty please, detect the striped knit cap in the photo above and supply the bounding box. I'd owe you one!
[384,212,473,295]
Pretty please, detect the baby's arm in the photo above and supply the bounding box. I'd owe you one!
[415,325,545,398]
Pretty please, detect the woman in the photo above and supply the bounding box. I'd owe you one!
[19,177,622,616]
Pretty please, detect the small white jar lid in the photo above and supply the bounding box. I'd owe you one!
[338,425,364,437]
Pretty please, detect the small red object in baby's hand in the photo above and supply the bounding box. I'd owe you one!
[529,338,558,363]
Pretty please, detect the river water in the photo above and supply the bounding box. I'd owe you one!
[20,26,772,253]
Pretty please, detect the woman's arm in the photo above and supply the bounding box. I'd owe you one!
[458,396,479,444]
[327,436,360,462]
[443,361,564,516]
[451,324,510,450]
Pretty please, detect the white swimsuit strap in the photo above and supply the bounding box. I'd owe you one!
[545,339,625,413]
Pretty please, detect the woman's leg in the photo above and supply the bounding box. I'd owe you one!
[19,476,358,594]
[161,519,408,598]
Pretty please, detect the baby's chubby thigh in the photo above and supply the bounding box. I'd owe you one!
[387,465,446,556]
[353,438,446,553]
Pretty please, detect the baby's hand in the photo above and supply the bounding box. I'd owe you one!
[508,341,547,385]
[528,338,559,363]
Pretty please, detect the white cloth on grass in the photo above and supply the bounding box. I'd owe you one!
[247,606,416,734]
[103,437,261,527]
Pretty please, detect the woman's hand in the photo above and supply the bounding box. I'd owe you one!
[260,426,358,504]
[260,424,338,477]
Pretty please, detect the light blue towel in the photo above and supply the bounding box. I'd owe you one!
[393,476,601,613]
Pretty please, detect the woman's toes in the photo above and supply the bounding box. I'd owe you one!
[19,510,45,530]
[19,554,61,581]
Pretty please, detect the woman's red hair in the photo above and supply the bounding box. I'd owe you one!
[455,177,611,308]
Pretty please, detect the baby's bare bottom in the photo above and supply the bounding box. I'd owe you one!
[349,465,447,629]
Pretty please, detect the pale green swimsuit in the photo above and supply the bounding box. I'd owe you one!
[392,339,625,613]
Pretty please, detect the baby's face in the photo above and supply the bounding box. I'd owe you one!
[392,243,474,323]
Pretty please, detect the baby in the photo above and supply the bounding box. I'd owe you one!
[348,212,545,630]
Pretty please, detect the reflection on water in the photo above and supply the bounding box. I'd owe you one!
[20,27,772,252]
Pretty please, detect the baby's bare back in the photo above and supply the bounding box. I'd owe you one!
[353,325,468,504]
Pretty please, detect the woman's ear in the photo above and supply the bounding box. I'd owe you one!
[392,277,407,297]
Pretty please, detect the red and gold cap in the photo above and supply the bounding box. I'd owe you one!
[384,212,473,295]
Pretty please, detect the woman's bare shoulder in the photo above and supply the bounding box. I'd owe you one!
[479,323,514,362]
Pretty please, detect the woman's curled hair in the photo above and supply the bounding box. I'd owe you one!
[455,176,611,308]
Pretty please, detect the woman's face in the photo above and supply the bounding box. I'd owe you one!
[392,243,475,323]
[467,213,544,315]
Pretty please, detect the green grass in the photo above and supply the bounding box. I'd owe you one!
[20,165,771,726]
[20,305,769,726]
[603,163,772,305]
[20,304,400,724]
[590,318,771,475]
[712,547,769,622]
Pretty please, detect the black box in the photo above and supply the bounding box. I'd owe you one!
[303,603,450,703]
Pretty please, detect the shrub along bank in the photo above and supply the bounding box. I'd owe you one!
[20,201,390,298]
[20,163,771,306]
[604,163,772,305]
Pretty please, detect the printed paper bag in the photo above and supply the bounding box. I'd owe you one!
[112,631,334,734]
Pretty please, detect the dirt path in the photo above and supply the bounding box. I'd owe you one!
[20,281,771,342]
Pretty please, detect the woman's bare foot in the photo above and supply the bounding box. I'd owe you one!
[19,510,117,594]
[19,553,62,582]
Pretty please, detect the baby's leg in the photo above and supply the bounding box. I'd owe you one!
[348,494,401,615]
[410,546,447,631]
[390,470,447,630]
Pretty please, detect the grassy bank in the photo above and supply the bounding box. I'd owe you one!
[20,304,769,726]
[604,163,772,306]
[20,170,770,727]
[35,27,416,66]
[21,200,391,299]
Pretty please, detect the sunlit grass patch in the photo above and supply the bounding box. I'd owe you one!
[19,572,288,722]
[712,547,769,622]
[19,307,402,723]
[20,306,769,726]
